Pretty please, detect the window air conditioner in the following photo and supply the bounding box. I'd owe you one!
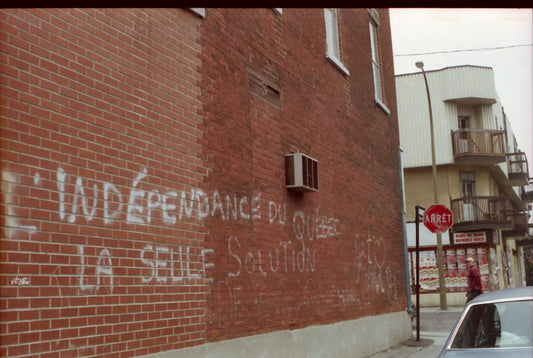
[285,153,318,192]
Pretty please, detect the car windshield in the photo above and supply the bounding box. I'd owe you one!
[451,299,533,349]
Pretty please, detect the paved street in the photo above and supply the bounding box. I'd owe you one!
[365,306,464,358]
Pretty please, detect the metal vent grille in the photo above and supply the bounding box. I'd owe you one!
[285,153,318,192]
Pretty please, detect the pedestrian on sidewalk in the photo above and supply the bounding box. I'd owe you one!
[466,257,483,303]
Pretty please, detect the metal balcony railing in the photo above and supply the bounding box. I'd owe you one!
[502,210,531,238]
[451,129,506,163]
[507,151,529,184]
[450,196,511,229]
[507,210,529,228]
[522,182,533,202]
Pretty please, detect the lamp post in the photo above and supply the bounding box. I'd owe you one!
[416,61,447,310]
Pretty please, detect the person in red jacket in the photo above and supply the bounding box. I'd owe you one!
[466,257,484,303]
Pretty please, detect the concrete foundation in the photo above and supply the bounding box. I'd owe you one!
[143,311,412,358]
[412,292,468,307]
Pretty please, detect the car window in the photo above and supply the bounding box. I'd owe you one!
[451,299,533,349]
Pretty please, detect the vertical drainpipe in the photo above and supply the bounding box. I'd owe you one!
[399,146,413,313]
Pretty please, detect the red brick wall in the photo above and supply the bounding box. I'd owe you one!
[199,8,404,341]
[0,8,405,357]
[0,8,207,357]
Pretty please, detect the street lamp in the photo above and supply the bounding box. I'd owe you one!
[416,61,448,310]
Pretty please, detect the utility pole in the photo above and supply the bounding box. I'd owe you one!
[416,61,447,310]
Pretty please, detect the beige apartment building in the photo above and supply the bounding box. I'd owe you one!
[397,65,533,306]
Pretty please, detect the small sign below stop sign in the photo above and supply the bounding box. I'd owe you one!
[423,204,453,233]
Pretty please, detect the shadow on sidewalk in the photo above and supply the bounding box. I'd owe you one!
[402,337,434,348]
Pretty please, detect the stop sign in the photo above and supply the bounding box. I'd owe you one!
[424,204,453,233]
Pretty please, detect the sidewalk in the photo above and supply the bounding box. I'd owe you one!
[365,306,464,358]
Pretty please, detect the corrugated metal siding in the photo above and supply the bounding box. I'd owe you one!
[479,105,495,129]
[397,66,502,169]
[441,66,499,102]
[396,73,433,167]
[505,117,516,152]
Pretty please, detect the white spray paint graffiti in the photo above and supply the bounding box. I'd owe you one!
[140,244,214,284]
[10,277,30,286]
[2,166,401,318]
[2,171,37,236]
[224,204,341,279]
[4,166,341,279]
[293,207,341,242]
[210,278,371,329]
[77,245,114,294]
[226,236,317,278]
[268,201,286,224]
[55,167,263,226]
[354,231,401,305]
[209,230,402,329]
[43,242,212,296]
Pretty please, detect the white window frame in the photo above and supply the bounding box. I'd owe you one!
[189,8,205,17]
[369,10,390,114]
[324,9,349,75]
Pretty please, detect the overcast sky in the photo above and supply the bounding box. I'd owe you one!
[389,8,532,171]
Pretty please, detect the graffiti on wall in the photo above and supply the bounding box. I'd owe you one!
[3,166,401,326]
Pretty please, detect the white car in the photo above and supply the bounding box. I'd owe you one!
[438,286,533,357]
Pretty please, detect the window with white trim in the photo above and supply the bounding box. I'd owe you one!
[370,20,381,100]
[369,9,390,114]
[324,9,349,75]
[189,8,205,17]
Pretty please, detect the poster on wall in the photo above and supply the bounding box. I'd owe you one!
[446,249,457,291]
[477,247,490,290]
[410,251,437,291]
[490,247,500,290]
[411,245,491,292]
[419,251,438,291]
[506,247,513,286]
[454,248,467,291]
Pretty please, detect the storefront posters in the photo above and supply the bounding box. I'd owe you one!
[410,245,492,292]
[506,247,513,285]
[490,247,500,290]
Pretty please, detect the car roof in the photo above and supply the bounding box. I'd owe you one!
[468,287,533,305]
[441,287,533,354]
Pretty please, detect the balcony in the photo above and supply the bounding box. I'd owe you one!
[522,183,533,203]
[502,210,530,238]
[451,129,506,165]
[450,196,511,231]
[507,152,529,186]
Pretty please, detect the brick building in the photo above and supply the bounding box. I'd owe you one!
[0,8,411,357]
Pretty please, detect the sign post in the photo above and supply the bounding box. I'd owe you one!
[415,205,425,341]
[415,204,453,340]
[423,204,453,311]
